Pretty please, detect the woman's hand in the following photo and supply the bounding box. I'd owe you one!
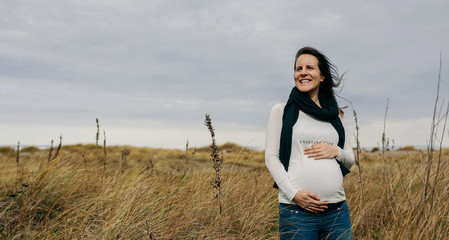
[293,189,328,213]
[304,143,338,160]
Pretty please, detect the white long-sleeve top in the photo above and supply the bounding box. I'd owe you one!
[265,103,355,204]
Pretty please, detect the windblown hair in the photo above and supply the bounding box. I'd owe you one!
[294,46,342,96]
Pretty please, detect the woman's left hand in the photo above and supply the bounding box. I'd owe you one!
[304,143,338,160]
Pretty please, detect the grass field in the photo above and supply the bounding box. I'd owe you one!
[1,139,448,239]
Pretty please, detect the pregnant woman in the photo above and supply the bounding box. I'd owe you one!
[265,46,355,240]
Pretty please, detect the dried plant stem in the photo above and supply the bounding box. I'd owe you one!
[352,107,364,200]
[82,152,87,169]
[424,53,443,201]
[16,141,20,181]
[121,148,129,169]
[48,139,54,163]
[103,130,107,182]
[382,98,389,156]
[96,118,100,163]
[337,96,365,203]
[53,135,62,160]
[48,135,63,162]
[337,95,365,202]
[381,98,396,208]
[185,138,189,163]
[430,102,449,208]
[204,114,223,240]
[147,158,154,174]
[429,54,448,210]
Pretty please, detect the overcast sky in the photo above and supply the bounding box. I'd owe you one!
[1,0,449,150]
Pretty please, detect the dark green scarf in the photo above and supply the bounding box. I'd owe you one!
[279,87,350,176]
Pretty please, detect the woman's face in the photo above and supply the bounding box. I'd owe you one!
[294,54,324,98]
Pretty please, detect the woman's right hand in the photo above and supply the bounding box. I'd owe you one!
[293,189,328,213]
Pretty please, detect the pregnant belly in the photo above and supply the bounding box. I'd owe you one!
[288,159,344,200]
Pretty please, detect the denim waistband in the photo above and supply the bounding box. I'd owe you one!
[280,200,345,214]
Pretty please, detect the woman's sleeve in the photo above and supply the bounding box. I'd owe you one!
[265,103,297,201]
[335,116,355,170]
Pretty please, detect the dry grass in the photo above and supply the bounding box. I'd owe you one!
[1,141,448,239]
[347,148,449,239]
[0,143,277,239]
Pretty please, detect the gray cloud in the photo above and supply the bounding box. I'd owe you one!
[1,0,449,149]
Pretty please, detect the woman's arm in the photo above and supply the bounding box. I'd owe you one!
[302,116,355,170]
[335,116,355,170]
[265,103,297,201]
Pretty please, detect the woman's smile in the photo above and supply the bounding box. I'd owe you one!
[299,79,312,84]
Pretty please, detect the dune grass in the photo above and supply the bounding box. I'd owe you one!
[0,143,277,239]
[1,141,448,239]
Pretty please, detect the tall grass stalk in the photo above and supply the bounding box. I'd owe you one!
[16,141,20,181]
[426,54,449,214]
[48,135,62,162]
[353,111,362,180]
[185,138,189,163]
[424,53,443,202]
[347,102,363,191]
[204,114,223,240]
[48,139,54,163]
[96,118,100,163]
[121,148,129,170]
[53,135,62,160]
[103,130,107,182]
[381,98,395,203]
[337,96,363,189]
[431,102,449,207]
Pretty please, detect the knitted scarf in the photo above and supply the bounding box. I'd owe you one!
[279,87,350,176]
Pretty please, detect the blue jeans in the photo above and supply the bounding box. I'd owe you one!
[279,201,352,240]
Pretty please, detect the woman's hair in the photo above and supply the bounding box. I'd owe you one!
[294,46,341,96]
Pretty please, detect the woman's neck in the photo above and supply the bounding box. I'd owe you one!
[309,93,321,108]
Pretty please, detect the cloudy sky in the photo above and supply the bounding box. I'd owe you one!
[1,0,449,150]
